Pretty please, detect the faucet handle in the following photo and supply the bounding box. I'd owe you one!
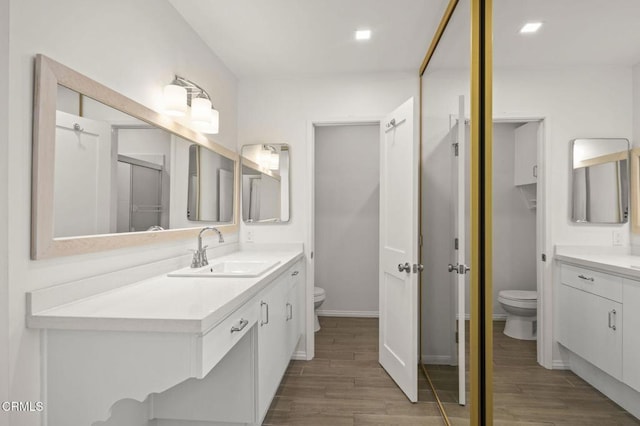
[201,246,209,266]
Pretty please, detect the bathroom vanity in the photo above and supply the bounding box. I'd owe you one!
[27,245,305,426]
[555,250,640,418]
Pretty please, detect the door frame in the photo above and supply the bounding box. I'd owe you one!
[305,117,382,360]
[492,115,551,368]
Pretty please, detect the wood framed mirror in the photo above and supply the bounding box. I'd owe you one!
[32,54,239,259]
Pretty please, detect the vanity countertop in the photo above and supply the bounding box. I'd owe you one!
[555,248,640,281]
[27,248,304,334]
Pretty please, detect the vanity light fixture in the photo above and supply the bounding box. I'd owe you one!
[261,144,280,170]
[163,76,219,134]
[520,22,542,34]
[355,29,371,40]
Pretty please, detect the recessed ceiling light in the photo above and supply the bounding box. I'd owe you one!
[355,29,371,41]
[520,22,543,34]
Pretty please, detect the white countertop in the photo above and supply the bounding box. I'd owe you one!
[555,246,640,281]
[27,248,304,334]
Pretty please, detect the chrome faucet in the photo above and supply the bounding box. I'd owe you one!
[191,227,225,268]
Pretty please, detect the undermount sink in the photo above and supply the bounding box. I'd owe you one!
[168,260,281,278]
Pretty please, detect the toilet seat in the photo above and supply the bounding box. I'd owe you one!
[498,290,537,309]
[314,286,326,302]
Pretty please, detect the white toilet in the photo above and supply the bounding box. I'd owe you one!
[313,286,326,332]
[497,290,537,340]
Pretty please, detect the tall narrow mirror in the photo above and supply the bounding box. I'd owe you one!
[420,0,470,419]
[240,144,290,223]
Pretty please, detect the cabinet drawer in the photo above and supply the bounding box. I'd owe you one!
[197,299,258,378]
[560,264,622,302]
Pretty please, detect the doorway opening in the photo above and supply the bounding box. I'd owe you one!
[312,123,381,322]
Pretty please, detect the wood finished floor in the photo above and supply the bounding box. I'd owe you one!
[263,317,640,425]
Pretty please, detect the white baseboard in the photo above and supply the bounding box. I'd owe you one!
[421,355,455,365]
[291,350,307,361]
[317,310,379,318]
[552,360,570,370]
[459,313,507,320]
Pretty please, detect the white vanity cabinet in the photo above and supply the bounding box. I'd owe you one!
[557,264,623,379]
[623,279,640,392]
[27,248,306,426]
[257,260,303,422]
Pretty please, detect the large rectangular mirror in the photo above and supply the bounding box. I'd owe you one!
[571,138,629,224]
[240,144,290,223]
[33,54,239,259]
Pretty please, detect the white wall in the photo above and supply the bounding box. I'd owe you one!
[314,124,380,315]
[421,66,633,361]
[631,63,640,247]
[0,0,10,423]
[5,1,238,424]
[237,73,418,244]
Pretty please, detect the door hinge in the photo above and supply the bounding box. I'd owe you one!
[453,143,459,157]
[454,238,459,250]
[541,253,546,262]
[455,331,459,343]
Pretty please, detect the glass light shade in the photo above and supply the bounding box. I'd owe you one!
[268,152,280,170]
[193,108,219,134]
[191,97,212,124]
[163,84,187,116]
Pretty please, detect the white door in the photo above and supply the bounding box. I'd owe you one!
[451,95,468,405]
[379,97,419,402]
[54,111,112,237]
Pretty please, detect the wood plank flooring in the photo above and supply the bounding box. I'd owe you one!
[263,317,640,425]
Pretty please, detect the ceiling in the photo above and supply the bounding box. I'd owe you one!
[171,0,640,77]
[430,0,640,69]
[168,0,449,77]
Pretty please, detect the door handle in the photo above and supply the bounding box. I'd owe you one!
[398,262,411,273]
[448,264,470,274]
[286,302,293,321]
[260,301,269,326]
[413,263,424,273]
[608,309,617,331]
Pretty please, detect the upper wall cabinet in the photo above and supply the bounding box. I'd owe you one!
[513,122,538,186]
[571,138,629,224]
[32,55,239,259]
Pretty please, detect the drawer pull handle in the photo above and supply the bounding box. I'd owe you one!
[260,301,269,326]
[578,274,594,282]
[291,271,299,276]
[231,318,249,333]
[608,309,617,331]
[286,302,293,321]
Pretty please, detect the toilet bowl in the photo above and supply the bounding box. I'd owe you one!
[497,290,537,340]
[313,286,326,332]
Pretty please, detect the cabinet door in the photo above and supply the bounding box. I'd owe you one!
[257,276,288,421]
[514,121,538,186]
[285,264,303,355]
[558,284,622,379]
[623,280,640,391]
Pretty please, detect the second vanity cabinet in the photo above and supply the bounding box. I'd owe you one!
[557,264,623,379]
[557,262,640,392]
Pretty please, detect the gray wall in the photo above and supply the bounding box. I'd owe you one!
[314,124,380,315]
[490,123,537,314]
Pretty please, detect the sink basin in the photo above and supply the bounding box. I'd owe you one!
[168,260,281,278]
